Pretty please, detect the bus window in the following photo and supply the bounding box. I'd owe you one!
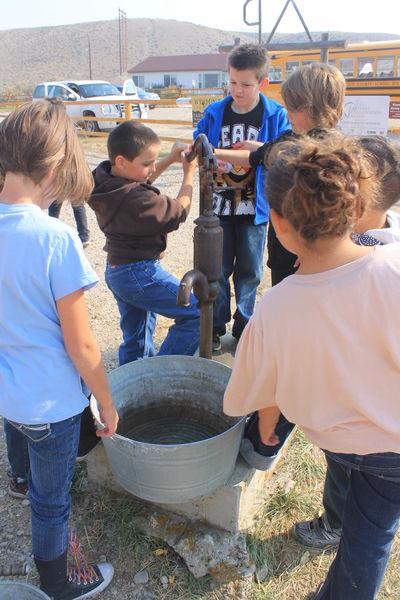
[357,57,375,78]
[269,66,283,81]
[376,56,395,78]
[285,61,300,79]
[338,58,354,78]
[396,56,400,78]
[302,60,313,66]
[328,59,337,68]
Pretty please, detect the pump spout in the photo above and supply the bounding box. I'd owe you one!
[177,269,209,307]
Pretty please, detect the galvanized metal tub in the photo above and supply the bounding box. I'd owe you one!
[0,581,50,599]
[91,356,245,504]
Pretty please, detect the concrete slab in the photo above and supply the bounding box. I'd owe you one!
[85,431,294,532]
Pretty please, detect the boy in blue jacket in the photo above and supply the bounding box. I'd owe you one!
[194,44,290,351]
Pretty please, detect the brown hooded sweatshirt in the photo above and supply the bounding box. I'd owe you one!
[88,160,188,264]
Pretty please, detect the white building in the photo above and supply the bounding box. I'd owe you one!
[128,54,229,90]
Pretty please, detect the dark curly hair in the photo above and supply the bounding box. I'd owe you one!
[358,135,400,211]
[265,136,377,243]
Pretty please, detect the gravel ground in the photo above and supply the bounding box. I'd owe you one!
[0,146,271,597]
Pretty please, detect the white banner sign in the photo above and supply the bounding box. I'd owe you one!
[337,95,390,136]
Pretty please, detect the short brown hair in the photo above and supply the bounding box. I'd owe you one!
[107,121,160,164]
[228,44,270,81]
[282,63,345,128]
[358,135,400,212]
[0,99,93,204]
[266,135,377,243]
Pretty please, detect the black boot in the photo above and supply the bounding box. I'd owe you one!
[76,404,100,461]
[35,550,68,598]
[36,532,114,599]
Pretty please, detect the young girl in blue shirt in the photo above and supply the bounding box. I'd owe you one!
[0,99,118,599]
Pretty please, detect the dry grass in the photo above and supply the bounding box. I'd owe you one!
[69,430,400,599]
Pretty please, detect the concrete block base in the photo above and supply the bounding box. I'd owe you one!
[85,433,293,533]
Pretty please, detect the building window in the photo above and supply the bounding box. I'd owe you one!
[164,74,177,87]
[204,73,219,87]
[376,56,395,78]
[132,76,145,87]
[338,58,354,78]
[198,73,221,88]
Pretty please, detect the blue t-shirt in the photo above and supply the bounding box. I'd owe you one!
[0,203,99,424]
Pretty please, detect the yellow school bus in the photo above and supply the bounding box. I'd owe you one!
[264,40,400,133]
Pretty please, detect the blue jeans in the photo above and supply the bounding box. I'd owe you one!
[316,451,400,600]
[49,201,90,244]
[7,415,81,561]
[213,220,267,337]
[4,418,30,481]
[323,455,350,529]
[105,260,200,365]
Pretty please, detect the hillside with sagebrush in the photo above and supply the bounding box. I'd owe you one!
[0,18,398,94]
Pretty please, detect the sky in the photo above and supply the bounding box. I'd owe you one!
[1,0,399,35]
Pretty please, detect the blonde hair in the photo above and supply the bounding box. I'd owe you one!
[266,135,377,243]
[282,63,346,128]
[0,99,93,203]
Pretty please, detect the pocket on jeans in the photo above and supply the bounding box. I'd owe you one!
[106,265,145,302]
[8,420,51,443]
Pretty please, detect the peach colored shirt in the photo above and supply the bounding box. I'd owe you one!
[224,244,400,454]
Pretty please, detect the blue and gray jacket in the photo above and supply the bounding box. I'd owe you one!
[194,94,290,224]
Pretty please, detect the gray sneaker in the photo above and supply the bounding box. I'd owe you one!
[292,514,341,549]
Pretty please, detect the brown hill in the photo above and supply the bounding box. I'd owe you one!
[0,18,398,94]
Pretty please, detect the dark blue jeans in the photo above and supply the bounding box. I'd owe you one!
[4,418,29,480]
[323,455,350,529]
[49,201,90,244]
[315,451,400,600]
[105,260,200,365]
[213,220,267,338]
[7,415,81,561]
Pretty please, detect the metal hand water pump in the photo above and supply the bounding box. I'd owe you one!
[177,134,223,359]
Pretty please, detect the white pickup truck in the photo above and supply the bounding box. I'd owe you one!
[32,80,144,132]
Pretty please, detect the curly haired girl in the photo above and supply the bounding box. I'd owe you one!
[224,134,400,600]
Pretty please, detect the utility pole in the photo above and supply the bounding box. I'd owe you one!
[88,35,92,79]
[118,8,127,75]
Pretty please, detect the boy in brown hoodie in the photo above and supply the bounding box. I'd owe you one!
[89,121,200,365]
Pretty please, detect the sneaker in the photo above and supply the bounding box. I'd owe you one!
[292,514,341,549]
[56,531,114,599]
[8,477,29,500]
[212,334,222,352]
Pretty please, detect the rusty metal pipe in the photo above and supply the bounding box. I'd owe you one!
[199,302,214,359]
[178,133,222,358]
[177,269,209,306]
